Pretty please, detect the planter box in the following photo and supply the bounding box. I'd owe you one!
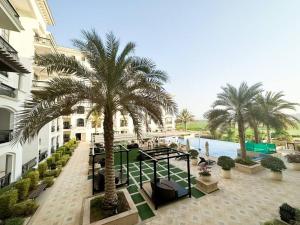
[235,163,264,174]
[82,189,139,225]
[196,178,218,194]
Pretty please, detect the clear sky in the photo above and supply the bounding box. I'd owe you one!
[48,0,300,118]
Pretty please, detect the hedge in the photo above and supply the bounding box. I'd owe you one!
[43,176,54,188]
[4,217,24,225]
[46,157,55,168]
[38,162,48,178]
[12,199,38,217]
[53,152,61,161]
[25,171,39,190]
[0,189,18,219]
[15,178,30,201]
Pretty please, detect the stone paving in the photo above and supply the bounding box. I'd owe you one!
[28,142,91,225]
[144,157,300,225]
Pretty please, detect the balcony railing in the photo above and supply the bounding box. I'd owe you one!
[0,172,11,188]
[0,130,13,144]
[0,83,16,98]
[51,146,55,153]
[22,157,37,174]
[63,124,71,129]
[32,80,49,88]
[56,143,59,149]
[39,151,48,162]
[0,35,19,62]
[34,36,57,53]
[51,126,55,132]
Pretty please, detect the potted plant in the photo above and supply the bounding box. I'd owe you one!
[199,166,211,182]
[261,156,286,181]
[285,154,300,171]
[217,156,235,179]
[188,149,199,166]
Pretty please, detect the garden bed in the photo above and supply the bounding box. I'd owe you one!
[82,189,138,225]
[235,162,264,174]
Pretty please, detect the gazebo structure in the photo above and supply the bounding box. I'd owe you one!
[90,145,130,194]
[138,147,192,209]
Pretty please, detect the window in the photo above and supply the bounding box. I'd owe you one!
[77,106,85,114]
[165,117,173,125]
[77,118,84,127]
[120,119,128,127]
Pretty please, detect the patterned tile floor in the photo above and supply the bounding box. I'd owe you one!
[30,144,300,225]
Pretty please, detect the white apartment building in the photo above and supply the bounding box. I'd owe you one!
[0,0,63,188]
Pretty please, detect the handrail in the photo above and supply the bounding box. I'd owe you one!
[0,36,18,61]
[3,0,20,18]
[0,172,11,188]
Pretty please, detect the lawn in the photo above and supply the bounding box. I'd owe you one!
[176,120,207,131]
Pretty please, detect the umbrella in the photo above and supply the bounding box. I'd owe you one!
[205,141,209,157]
[186,139,190,152]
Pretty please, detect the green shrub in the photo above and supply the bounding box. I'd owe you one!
[188,149,199,159]
[261,156,286,172]
[15,178,30,201]
[38,162,48,178]
[53,152,61,161]
[217,156,235,170]
[280,203,296,224]
[0,189,18,219]
[4,217,24,225]
[169,142,178,149]
[262,219,286,225]
[56,160,62,167]
[235,157,257,166]
[286,154,300,163]
[43,176,54,188]
[55,166,62,177]
[44,170,56,178]
[25,171,39,190]
[46,157,55,167]
[12,199,38,217]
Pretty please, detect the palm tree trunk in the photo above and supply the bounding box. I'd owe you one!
[238,118,246,159]
[184,121,187,131]
[253,125,260,143]
[266,126,271,143]
[103,107,118,209]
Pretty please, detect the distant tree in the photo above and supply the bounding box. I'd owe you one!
[205,82,262,159]
[256,91,299,143]
[87,109,102,134]
[177,109,194,131]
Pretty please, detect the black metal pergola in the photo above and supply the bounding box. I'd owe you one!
[90,145,130,195]
[139,147,192,209]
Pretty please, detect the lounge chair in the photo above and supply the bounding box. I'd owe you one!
[94,169,126,192]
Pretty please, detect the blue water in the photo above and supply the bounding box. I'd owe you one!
[163,136,239,158]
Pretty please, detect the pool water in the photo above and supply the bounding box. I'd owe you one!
[163,136,239,159]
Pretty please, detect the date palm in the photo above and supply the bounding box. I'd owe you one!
[88,110,102,134]
[177,109,194,131]
[14,30,177,208]
[256,91,299,143]
[204,82,262,159]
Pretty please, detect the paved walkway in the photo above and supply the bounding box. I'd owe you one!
[28,142,91,225]
[144,157,300,225]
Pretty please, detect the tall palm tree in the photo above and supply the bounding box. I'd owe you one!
[245,104,263,143]
[204,82,262,159]
[14,30,177,209]
[88,110,102,134]
[177,109,194,131]
[256,91,299,143]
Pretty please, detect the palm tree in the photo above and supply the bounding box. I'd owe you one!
[88,110,102,134]
[204,82,262,159]
[245,104,263,143]
[256,91,299,143]
[14,30,177,209]
[177,109,194,131]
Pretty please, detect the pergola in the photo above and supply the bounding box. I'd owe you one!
[90,145,130,194]
[138,147,192,209]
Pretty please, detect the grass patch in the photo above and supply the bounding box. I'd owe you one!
[131,193,145,204]
[157,170,168,177]
[136,203,155,221]
[171,167,183,173]
[177,172,188,179]
[178,180,188,188]
[191,187,205,198]
[90,192,130,223]
[130,171,140,177]
[170,174,181,181]
[127,185,138,194]
[114,149,140,165]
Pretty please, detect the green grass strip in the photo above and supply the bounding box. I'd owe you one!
[191,187,205,198]
[127,185,139,194]
[131,193,145,204]
[137,203,155,221]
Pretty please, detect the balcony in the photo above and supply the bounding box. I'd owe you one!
[0,172,11,188]
[0,0,24,31]
[32,80,49,90]
[63,123,71,129]
[0,129,13,144]
[34,35,57,54]
[51,126,55,132]
[22,157,37,174]
[0,36,29,73]
[0,82,16,98]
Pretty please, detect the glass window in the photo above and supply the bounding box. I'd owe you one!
[77,106,85,114]
[120,119,128,127]
[77,118,84,127]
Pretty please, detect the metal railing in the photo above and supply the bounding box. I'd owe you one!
[22,157,37,174]
[51,146,55,153]
[39,151,48,162]
[0,36,18,61]
[57,126,60,131]
[0,83,16,98]
[32,80,49,88]
[63,124,71,129]
[51,126,55,132]
[0,130,13,144]
[0,172,11,188]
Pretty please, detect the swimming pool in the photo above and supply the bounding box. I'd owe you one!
[163,136,239,159]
